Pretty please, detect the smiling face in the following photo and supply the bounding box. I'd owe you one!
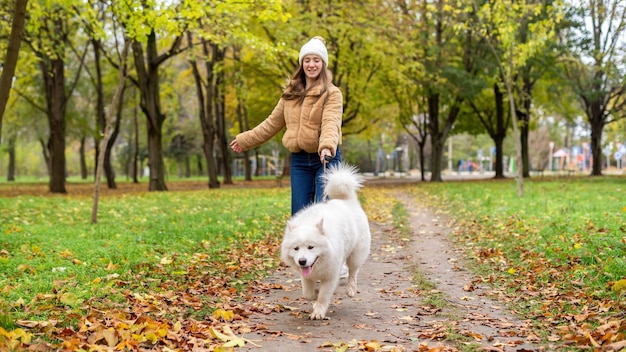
[301,54,324,81]
[281,220,329,278]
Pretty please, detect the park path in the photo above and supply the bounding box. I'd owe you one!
[239,187,546,352]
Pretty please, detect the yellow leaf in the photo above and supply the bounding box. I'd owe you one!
[364,340,381,351]
[223,338,246,347]
[59,292,81,306]
[507,268,516,274]
[212,308,235,321]
[145,332,158,344]
[9,328,32,343]
[92,277,102,284]
[209,327,230,342]
[214,347,235,352]
[157,324,168,337]
[611,279,626,294]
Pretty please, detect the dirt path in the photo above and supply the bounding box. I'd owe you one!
[240,189,545,352]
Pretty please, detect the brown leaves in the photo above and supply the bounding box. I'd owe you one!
[559,318,626,350]
[0,219,283,351]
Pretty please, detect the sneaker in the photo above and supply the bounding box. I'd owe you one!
[340,264,349,278]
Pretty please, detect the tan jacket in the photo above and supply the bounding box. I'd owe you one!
[235,85,343,157]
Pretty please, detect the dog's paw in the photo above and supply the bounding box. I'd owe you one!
[309,311,328,320]
[309,302,328,320]
[346,280,357,297]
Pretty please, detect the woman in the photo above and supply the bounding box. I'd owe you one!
[230,36,343,216]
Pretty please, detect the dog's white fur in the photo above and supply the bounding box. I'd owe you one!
[281,163,371,320]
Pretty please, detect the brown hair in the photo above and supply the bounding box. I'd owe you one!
[282,57,333,104]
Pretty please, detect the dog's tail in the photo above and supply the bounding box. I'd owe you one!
[322,163,363,201]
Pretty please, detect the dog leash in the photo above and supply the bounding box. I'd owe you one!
[323,155,332,173]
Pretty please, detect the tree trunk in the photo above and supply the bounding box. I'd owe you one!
[103,82,125,189]
[188,33,219,189]
[7,135,16,181]
[132,35,169,191]
[427,93,459,182]
[215,58,233,185]
[517,73,533,178]
[39,138,50,175]
[132,101,139,183]
[79,136,88,179]
[42,56,67,193]
[92,41,129,223]
[196,154,203,176]
[589,107,604,176]
[418,140,426,181]
[493,83,506,179]
[93,38,106,181]
[0,0,28,144]
[132,34,177,191]
[520,121,530,177]
[146,124,167,190]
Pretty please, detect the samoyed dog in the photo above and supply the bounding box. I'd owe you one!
[281,163,371,320]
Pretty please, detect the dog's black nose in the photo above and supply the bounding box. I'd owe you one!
[299,259,307,266]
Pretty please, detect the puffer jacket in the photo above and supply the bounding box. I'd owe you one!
[235,84,343,157]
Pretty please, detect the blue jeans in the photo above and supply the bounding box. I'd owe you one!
[290,148,342,215]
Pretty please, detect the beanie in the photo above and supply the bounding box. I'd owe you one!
[298,36,329,66]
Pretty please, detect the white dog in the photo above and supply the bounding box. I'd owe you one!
[281,163,371,320]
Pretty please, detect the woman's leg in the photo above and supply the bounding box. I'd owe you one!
[290,151,318,215]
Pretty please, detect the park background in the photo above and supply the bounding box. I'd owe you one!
[1,1,626,350]
[0,0,625,191]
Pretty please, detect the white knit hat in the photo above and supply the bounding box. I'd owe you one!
[298,37,328,66]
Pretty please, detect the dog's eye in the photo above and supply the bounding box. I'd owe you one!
[308,246,314,250]
[294,246,299,251]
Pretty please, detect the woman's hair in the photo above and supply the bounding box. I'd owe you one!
[282,64,333,103]
[282,48,333,104]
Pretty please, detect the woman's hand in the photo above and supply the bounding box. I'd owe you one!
[320,148,332,163]
[230,140,242,153]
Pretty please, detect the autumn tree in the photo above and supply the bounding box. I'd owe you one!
[560,0,626,176]
[19,0,92,193]
[468,0,562,196]
[393,0,480,182]
[459,80,510,179]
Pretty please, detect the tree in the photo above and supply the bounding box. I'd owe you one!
[83,1,119,188]
[464,82,510,179]
[469,0,562,196]
[92,41,129,224]
[560,0,626,176]
[187,32,220,188]
[21,0,89,193]
[0,0,28,145]
[397,0,480,182]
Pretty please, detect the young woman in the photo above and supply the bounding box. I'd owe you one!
[230,36,343,216]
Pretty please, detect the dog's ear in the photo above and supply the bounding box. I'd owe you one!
[316,218,324,235]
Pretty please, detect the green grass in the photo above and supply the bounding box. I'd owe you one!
[0,187,290,328]
[411,177,626,329]
[1,176,625,350]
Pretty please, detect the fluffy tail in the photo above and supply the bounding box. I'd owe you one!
[322,163,363,200]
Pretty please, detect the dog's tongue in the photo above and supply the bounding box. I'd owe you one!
[301,266,312,277]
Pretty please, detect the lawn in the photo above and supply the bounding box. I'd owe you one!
[0,176,624,350]
[412,176,626,350]
[0,181,290,349]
